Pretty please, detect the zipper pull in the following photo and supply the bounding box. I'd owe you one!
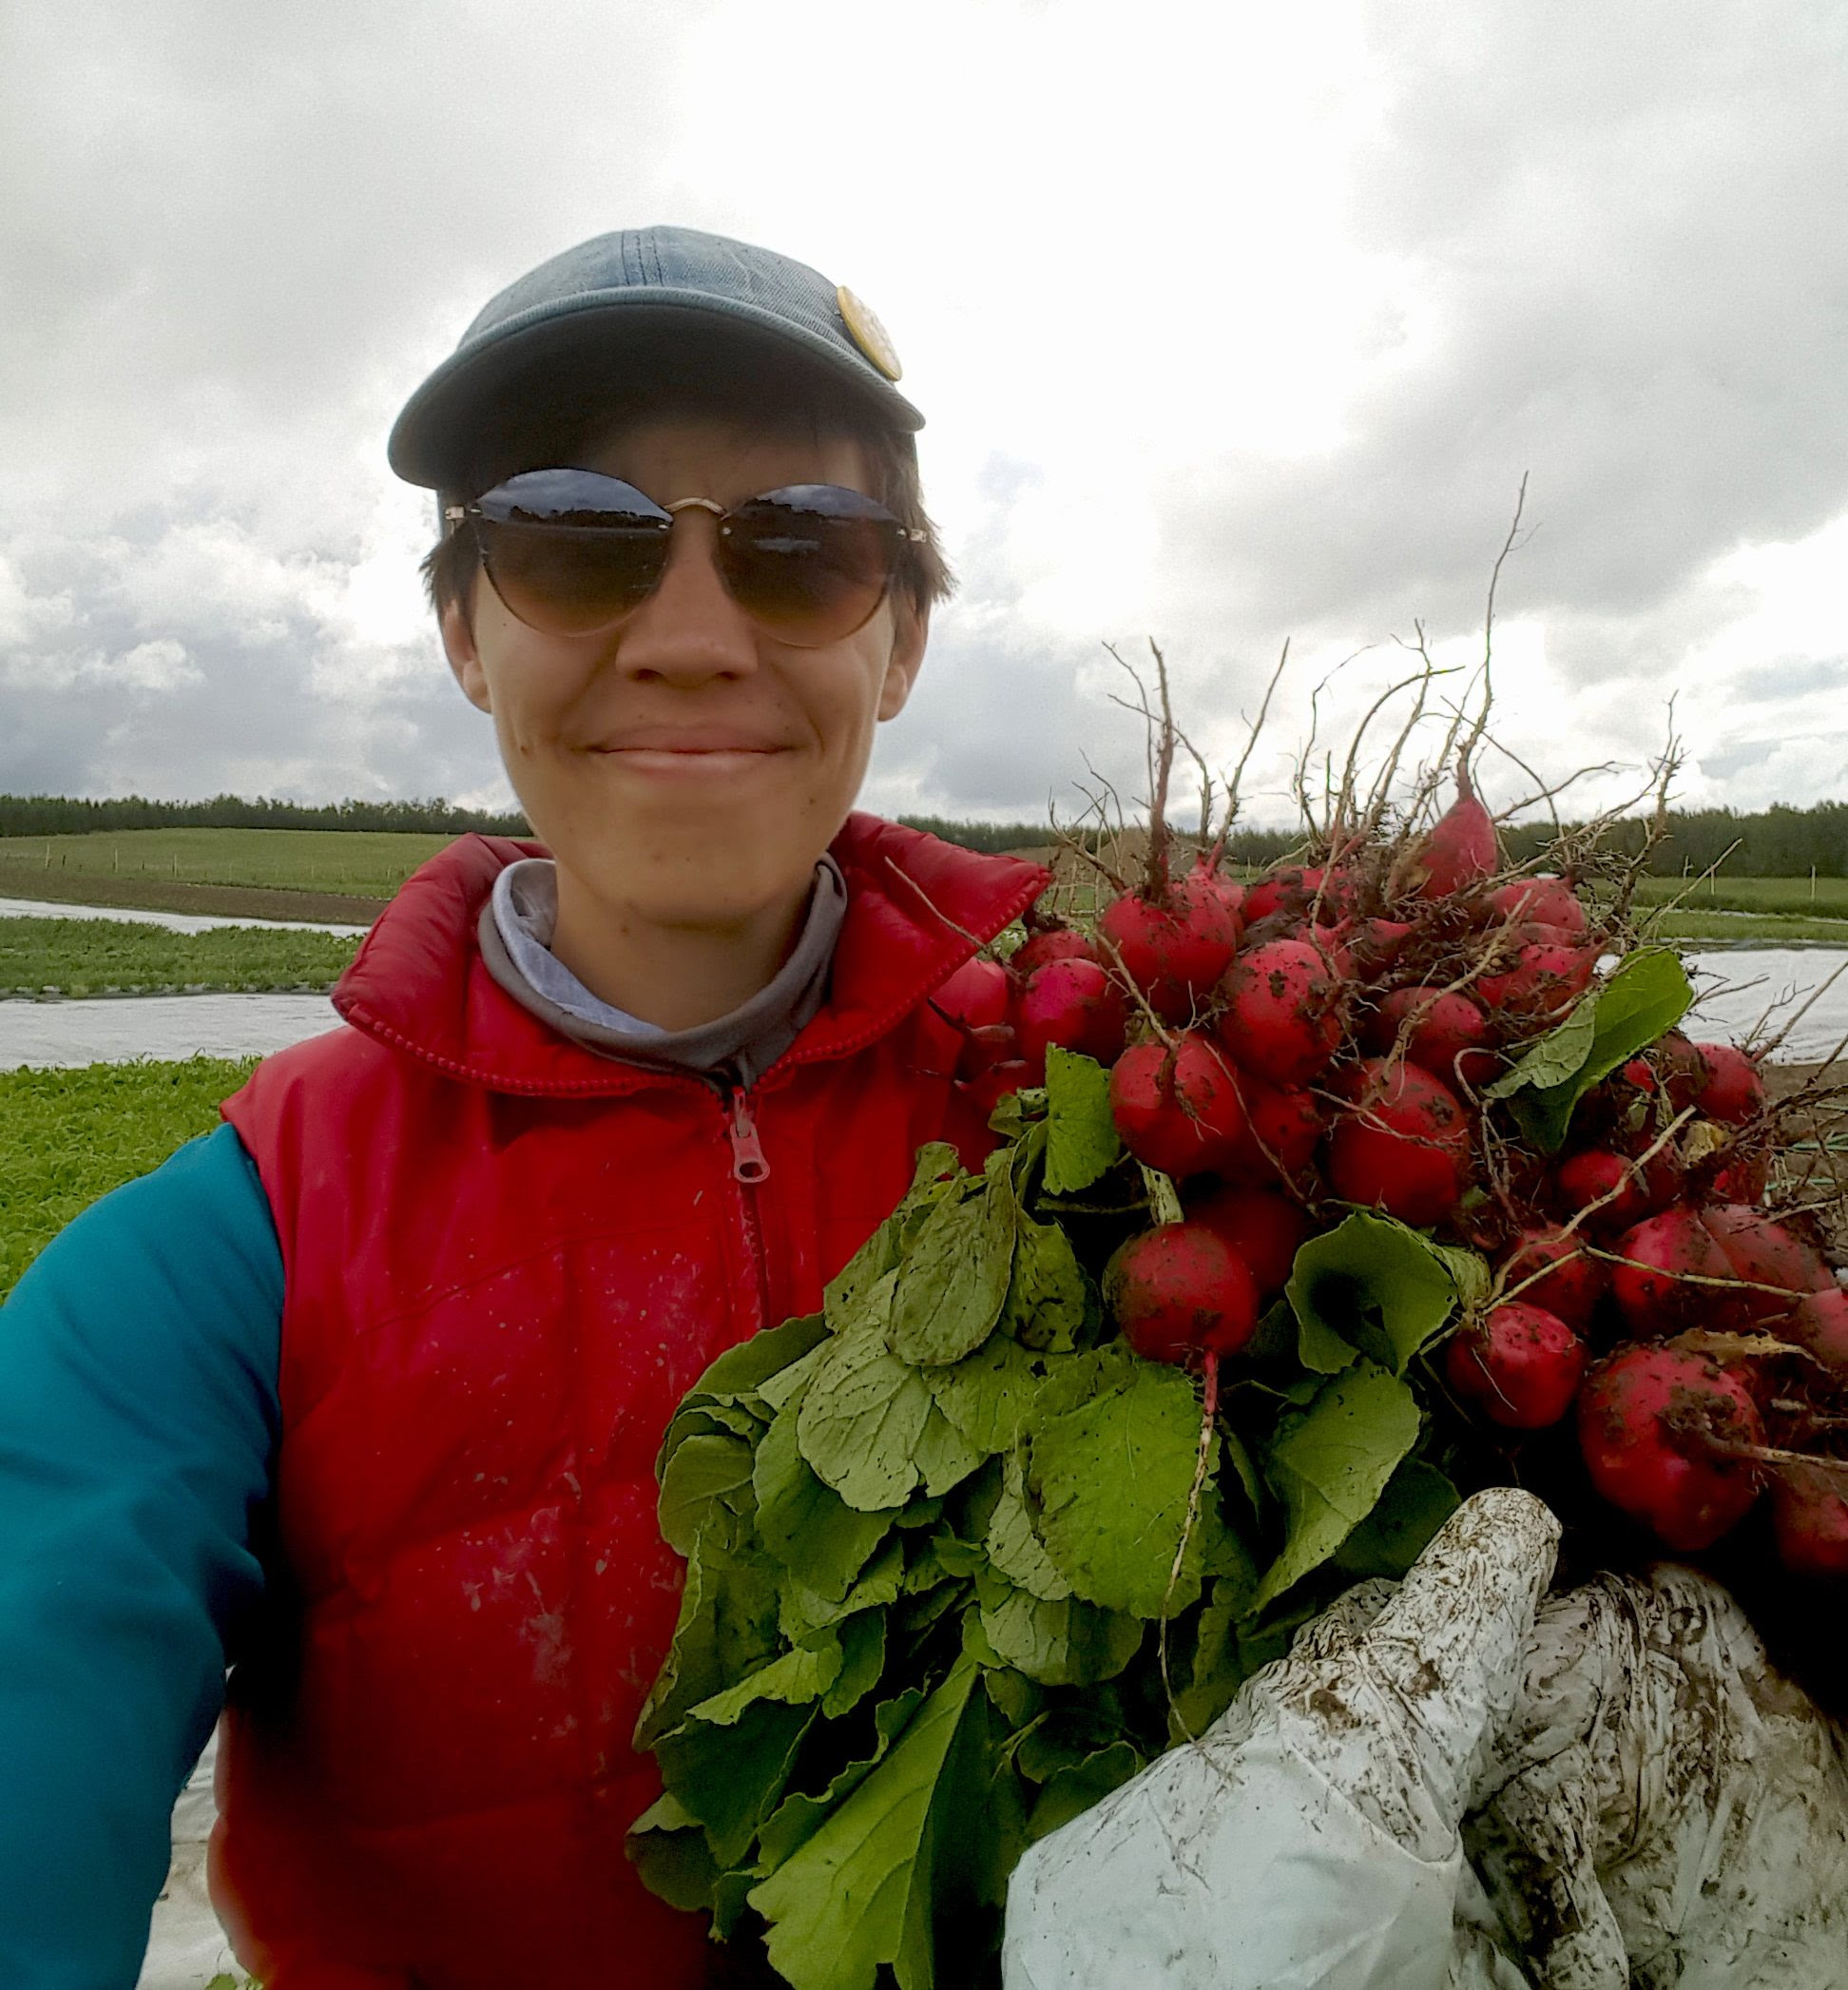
[727,1090,770,1185]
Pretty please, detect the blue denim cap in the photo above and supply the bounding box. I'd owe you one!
[388,225,924,490]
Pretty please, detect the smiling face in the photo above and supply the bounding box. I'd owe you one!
[440,411,928,961]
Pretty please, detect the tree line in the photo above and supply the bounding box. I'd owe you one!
[5,794,1848,878]
[0,794,531,837]
[1502,802,1848,879]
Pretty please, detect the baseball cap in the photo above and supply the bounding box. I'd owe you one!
[388,225,925,491]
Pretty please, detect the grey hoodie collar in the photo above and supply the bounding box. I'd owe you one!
[476,855,847,1090]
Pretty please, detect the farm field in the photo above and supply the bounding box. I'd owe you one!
[1646,910,1848,946]
[1629,874,1848,918]
[0,1055,257,1299]
[0,826,464,916]
[8,825,1848,935]
[0,917,360,997]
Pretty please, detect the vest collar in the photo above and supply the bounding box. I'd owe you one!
[331,815,1049,1097]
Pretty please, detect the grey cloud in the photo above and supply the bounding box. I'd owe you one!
[1730,656,1848,701]
[4,1,1847,817]
[0,510,500,805]
[1,0,698,512]
[1155,3,1848,672]
[868,477,1147,821]
[871,617,1132,823]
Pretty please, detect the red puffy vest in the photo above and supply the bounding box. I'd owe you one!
[210,817,1046,1989]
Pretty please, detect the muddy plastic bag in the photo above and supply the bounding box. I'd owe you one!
[1469,1561,1848,1987]
[1002,1487,1555,1988]
[1002,1487,1848,1988]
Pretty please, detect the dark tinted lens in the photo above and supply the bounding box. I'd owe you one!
[475,471,669,635]
[720,486,898,644]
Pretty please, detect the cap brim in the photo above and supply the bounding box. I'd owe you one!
[389,292,924,490]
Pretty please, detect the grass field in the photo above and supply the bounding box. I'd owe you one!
[0,1056,257,1300]
[1645,910,1848,946]
[0,827,458,900]
[1630,875,1848,918]
[7,824,1848,957]
[0,918,361,996]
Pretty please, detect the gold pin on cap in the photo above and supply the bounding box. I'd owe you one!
[837,284,902,381]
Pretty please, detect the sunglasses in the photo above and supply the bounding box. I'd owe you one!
[445,468,925,647]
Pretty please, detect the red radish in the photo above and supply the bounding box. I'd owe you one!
[1415,761,1497,898]
[1242,866,1322,925]
[1656,1032,1708,1112]
[1348,918,1415,977]
[1787,1286,1848,1384]
[1325,1057,1472,1227]
[1096,881,1241,1024]
[1178,854,1246,932]
[1299,924,1356,978]
[1186,1184,1311,1296]
[1620,1055,1658,1093]
[959,1057,1034,1120]
[1711,1148,1771,1204]
[933,956,1012,1031]
[1602,1083,1673,1166]
[1013,958,1130,1076]
[1363,987,1493,1087]
[1577,1341,1762,1551]
[1690,1042,1765,1126]
[1772,1461,1848,1578]
[1478,939,1596,1018]
[1488,876,1588,937]
[1103,1222,1261,1364]
[1108,1035,1249,1180]
[953,1021,1018,1083]
[1499,1224,1607,1330]
[1011,927,1097,977]
[1554,1150,1651,1230]
[1299,868,1354,928]
[1699,1204,1834,1328]
[1218,1078,1324,1186]
[1607,1208,1739,1338]
[1216,937,1346,1087]
[1445,1303,1587,1429]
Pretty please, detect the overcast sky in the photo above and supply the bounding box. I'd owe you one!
[3,1,1844,830]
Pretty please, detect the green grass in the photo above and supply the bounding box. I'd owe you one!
[1629,874,1848,918]
[0,1056,258,1300]
[0,918,361,996]
[1644,910,1848,947]
[0,827,455,898]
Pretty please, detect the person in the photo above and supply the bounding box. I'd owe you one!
[0,224,1048,1988]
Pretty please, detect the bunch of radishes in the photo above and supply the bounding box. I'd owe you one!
[935,753,1848,1582]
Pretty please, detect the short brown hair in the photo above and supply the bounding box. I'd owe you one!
[420,343,953,626]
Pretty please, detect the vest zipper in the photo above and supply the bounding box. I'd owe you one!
[723,1080,773,1329]
[726,1088,770,1185]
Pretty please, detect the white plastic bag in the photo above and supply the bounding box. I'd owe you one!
[1003,1487,1555,1988]
[1468,1562,1848,1987]
[1003,1487,1848,1988]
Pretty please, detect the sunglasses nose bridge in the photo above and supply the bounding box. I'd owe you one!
[624,508,765,658]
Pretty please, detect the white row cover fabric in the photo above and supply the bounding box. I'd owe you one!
[1002,1487,1848,1989]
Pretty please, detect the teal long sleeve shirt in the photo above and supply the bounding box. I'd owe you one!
[0,1125,283,1989]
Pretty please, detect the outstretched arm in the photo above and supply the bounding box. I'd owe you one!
[0,1125,282,1989]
